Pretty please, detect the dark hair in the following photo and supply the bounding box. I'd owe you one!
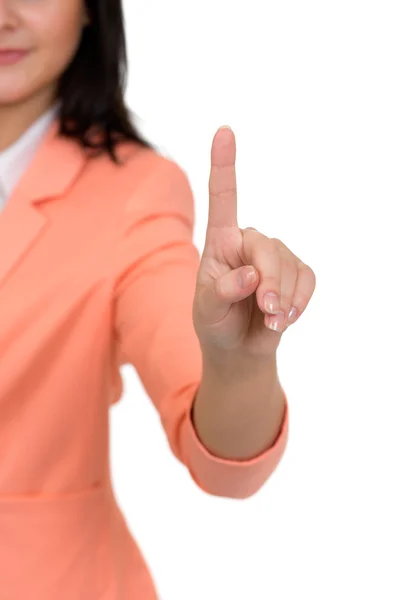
[56,0,156,164]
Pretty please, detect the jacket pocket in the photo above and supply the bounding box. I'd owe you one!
[0,482,113,600]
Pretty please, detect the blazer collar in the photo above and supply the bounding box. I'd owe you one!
[14,118,88,207]
[0,103,62,203]
[0,118,88,290]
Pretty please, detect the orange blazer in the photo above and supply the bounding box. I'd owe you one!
[0,119,289,599]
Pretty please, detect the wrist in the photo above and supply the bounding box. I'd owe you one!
[200,345,277,384]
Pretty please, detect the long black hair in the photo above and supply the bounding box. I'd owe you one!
[56,0,156,163]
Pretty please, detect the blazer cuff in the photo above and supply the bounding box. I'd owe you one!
[181,390,289,499]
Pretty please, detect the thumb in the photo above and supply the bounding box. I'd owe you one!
[197,265,259,323]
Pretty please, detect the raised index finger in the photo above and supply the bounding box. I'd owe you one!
[208,126,238,229]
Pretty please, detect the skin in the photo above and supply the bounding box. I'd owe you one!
[0,0,89,151]
[192,126,316,460]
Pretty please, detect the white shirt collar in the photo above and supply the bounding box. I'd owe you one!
[0,102,60,204]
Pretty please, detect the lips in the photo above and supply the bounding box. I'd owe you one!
[0,50,28,65]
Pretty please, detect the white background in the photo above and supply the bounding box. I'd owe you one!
[110,1,400,598]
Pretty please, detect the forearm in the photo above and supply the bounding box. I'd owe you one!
[192,351,286,461]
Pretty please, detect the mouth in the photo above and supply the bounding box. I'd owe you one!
[0,49,29,66]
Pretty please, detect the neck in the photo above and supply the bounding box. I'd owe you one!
[0,85,57,152]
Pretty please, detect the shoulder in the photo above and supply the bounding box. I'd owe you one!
[81,139,194,220]
[85,140,190,197]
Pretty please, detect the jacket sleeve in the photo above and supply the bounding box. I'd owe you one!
[112,156,289,499]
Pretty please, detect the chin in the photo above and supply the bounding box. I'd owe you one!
[0,80,29,105]
[0,80,44,107]
[0,93,31,107]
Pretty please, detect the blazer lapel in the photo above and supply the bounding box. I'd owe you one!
[0,119,87,290]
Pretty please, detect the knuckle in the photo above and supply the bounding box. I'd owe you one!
[261,274,279,288]
[281,254,297,272]
[295,291,310,306]
[209,185,237,200]
[277,239,289,252]
[302,263,316,285]
[267,237,281,252]
[280,294,292,309]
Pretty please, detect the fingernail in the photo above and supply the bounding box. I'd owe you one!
[267,311,285,332]
[218,125,232,131]
[287,306,298,324]
[263,292,280,314]
[239,267,257,288]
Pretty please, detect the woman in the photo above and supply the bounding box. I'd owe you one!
[0,1,316,598]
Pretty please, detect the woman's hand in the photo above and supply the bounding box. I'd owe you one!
[192,126,316,363]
